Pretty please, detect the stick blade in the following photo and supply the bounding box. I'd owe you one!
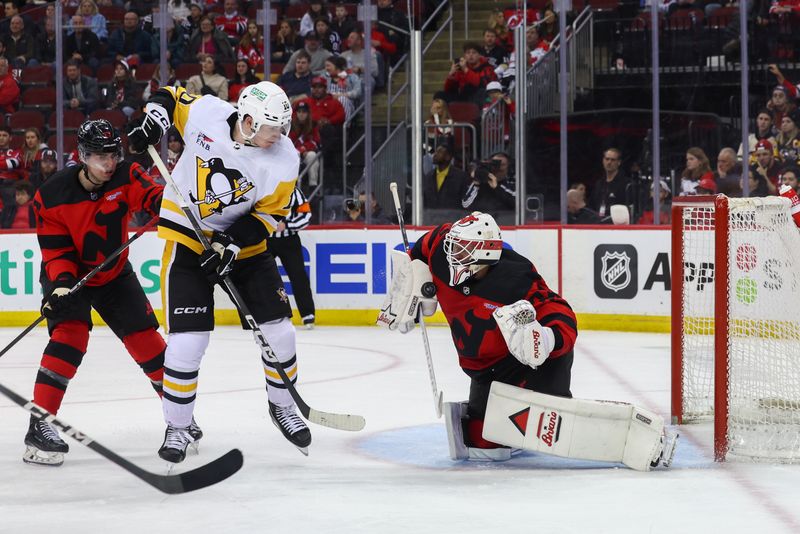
[149,448,244,494]
[435,391,444,419]
[307,409,366,432]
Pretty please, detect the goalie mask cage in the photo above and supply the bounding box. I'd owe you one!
[671,194,800,462]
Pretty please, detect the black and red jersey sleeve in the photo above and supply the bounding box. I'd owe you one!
[127,162,163,218]
[33,190,79,282]
[525,275,577,358]
[410,224,450,264]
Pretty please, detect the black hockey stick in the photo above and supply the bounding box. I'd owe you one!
[0,382,243,493]
[388,182,443,418]
[0,216,160,360]
[147,146,365,432]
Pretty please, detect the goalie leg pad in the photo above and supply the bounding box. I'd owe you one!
[483,382,668,471]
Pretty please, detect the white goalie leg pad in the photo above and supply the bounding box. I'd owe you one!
[482,382,666,471]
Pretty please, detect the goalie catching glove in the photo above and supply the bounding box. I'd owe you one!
[199,231,240,284]
[126,103,170,154]
[492,299,554,369]
[377,250,437,333]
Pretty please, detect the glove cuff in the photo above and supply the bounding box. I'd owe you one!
[53,273,78,290]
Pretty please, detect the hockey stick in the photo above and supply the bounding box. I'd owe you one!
[147,146,365,432]
[0,381,242,493]
[0,216,160,361]
[388,182,444,418]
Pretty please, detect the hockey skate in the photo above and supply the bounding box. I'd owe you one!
[187,417,203,454]
[158,424,195,464]
[302,314,315,330]
[269,401,311,455]
[651,430,679,469]
[444,401,514,462]
[23,416,69,467]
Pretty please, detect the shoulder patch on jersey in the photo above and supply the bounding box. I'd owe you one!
[189,156,254,218]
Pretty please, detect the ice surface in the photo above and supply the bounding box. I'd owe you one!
[1,326,799,534]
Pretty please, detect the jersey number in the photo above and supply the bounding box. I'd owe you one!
[82,202,128,270]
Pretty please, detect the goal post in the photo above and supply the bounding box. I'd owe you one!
[671,194,800,462]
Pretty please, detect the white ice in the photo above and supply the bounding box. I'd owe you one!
[1,326,799,534]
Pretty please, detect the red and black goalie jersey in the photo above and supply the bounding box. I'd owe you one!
[411,223,578,372]
[33,162,163,286]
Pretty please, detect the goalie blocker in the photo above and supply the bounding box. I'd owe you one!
[447,382,678,471]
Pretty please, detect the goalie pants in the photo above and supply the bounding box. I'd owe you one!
[266,234,315,320]
[35,263,164,414]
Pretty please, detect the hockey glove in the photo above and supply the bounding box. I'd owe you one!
[377,250,437,333]
[493,299,555,369]
[41,274,80,319]
[126,103,170,154]
[199,231,240,284]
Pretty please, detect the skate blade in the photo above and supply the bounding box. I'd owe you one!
[295,445,309,456]
[22,446,64,467]
[661,432,680,468]
[189,441,200,455]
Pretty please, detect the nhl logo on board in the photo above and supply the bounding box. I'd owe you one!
[600,251,631,292]
[593,244,638,299]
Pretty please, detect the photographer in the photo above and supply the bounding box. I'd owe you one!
[344,191,392,224]
[461,152,516,215]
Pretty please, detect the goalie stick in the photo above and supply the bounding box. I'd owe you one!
[388,182,444,418]
[0,381,243,493]
[147,146,365,432]
[0,216,160,361]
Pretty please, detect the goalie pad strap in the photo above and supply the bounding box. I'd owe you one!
[482,382,664,471]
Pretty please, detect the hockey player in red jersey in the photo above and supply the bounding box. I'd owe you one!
[23,119,184,466]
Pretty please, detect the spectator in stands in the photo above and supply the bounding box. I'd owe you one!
[0,125,20,206]
[767,85,794,129]
[0,2,37,39]
[0,180,34,229]
[167,130,184,172]
[344,191,392,224]
[228,58,258,102]
[237,19,264,69]
[3,15,37,68]
[283,31,331,76]
[169,0,193,24]
[444,41,498,105]
[296,76,345,183]
[567,188,601,224]
[738,109,777,163]
[462,152,516,215]
[65,15,101,69]
[330,2,356,45]
[696,175,717,195]
[635,180,671,225]
[538,0,558,41]
[589,148,629,216]
[181,3,203,42]
[270,19,302,65]
[142,63,181,100]
[19,127,45,179]
[424,144,467,209]
[36,15,57,65]
[341,32,379,92]
[68,0,108,41]
[290,101,321,188]
[278,50,313,102]
[482,28,507,69]
[0,57,20,113]
[369,26,397,64]
[752,139,780,194]
[322,55,361,121]
[424,96,454,157]
[526,25,550,65]
[187,15,234,63]
[743,168,770,197]
[781,165,800,192]
[108,11,157,64]
[776,110,800,166]
[186,54,229,100]
[215,0,248,46]
[487,9,513,50]
[715,147,743,196]
[29,148,57,191]
[376,0,408,65]
[300,0,329,37]
[483,81,515,143]
[104,59,141,118]
[315,17,340,54]
[64,59,99,115]
[679,147,713,196]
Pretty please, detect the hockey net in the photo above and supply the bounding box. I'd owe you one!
[671,195,800,462]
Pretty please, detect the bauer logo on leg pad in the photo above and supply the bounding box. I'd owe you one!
[537,410,562,447]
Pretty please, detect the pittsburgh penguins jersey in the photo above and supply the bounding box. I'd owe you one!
[153,87,298,258]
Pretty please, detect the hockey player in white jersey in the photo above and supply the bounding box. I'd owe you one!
[127,82,312,461]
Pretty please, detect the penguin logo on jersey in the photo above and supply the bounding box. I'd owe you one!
[190,156,254,218]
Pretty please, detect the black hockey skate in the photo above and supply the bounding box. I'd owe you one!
[188,417,203,442]
[158,424,195,464]
[23,416,69,466]
[269,401,311,455]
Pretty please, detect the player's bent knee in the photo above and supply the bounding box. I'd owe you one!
[258,317,295,361]
[165,331,210,370]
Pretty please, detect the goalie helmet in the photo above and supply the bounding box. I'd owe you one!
[443,212,503,286]
[77,119,123,163]
[237,81,292,139]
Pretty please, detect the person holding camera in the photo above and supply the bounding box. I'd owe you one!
[344,191,392,224]
[461,152,516,215]
[444,41,498,105]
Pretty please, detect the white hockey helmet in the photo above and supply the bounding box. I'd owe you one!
[443,212,503,286]
[237,81,293,139]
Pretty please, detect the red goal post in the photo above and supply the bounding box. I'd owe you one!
[671,194,800,462]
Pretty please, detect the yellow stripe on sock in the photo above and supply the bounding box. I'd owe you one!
[263,366,297,381]
[163,379,198,393]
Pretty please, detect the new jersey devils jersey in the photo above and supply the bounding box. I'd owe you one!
[411,224,578,372]
[33,162,163,286]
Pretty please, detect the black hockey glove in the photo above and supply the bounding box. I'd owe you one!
[41,274,80,319]
[199,231,241,284]
[125,104,170,154]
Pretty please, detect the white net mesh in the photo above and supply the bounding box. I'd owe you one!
[679,196,800,461]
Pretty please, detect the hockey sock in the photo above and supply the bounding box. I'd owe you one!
[33,321,89,414]
[162,331,209,428]
[122,328,166,397]
[464,418,506,449]
[258,318,298,407]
